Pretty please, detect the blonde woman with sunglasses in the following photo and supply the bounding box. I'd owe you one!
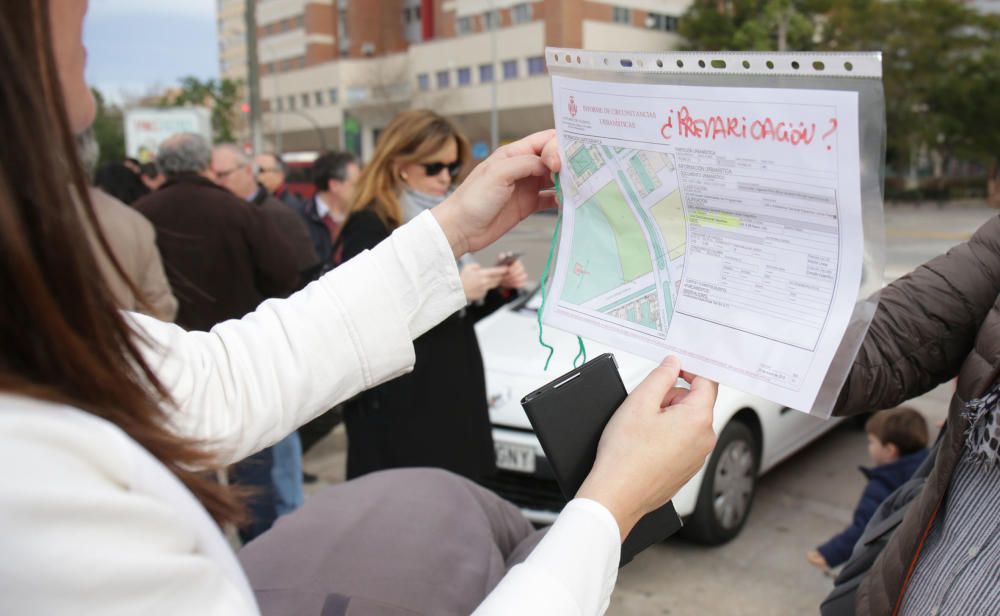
[335,110,529,484]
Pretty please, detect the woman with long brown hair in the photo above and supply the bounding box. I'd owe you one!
[0,2,718,614]
[336,110,529,483]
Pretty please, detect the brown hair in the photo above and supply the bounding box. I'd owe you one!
[865,407,929,456]
[350,109,470,229]
[0,1,242,524]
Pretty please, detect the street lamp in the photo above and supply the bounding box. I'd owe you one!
[488,0,499,152]
[222,20,284,153]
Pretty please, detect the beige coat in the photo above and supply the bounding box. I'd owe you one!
[86,187,178,321]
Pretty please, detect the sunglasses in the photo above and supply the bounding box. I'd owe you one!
[422,160,463,179]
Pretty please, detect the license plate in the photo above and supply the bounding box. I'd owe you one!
[494,442,536,473]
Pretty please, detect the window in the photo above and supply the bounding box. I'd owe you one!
[417,73,430,91]
[457,67,472,86]
[315,91,323,106]
[266,62,276,73]
[479,63,494,83]
[301,93,310,108]
[338,0,350,55]
[328,87,339,104]
[646,13,679,32]
[296,15,304,29]
[612,7,631,25]
[276,97,284,111]
[527,56,546,76]
[288,95,296,110]
[402,5,421,23]
[436,70,450,88]
[512,3,532,24]
[298,57,306,69]
[402,1,422,43]
[482,10,500,30]
[456,16,473,35]
[502,59,518,80]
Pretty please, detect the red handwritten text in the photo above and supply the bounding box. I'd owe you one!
[661,106,820,147]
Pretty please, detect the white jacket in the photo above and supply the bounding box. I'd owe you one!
[0,212,620,615]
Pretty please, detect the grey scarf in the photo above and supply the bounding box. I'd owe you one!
[400,189,475,270]
[963,382,1000,467]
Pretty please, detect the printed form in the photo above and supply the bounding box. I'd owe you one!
[544,76,863,412]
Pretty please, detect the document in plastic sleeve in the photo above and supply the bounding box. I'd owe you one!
[544,75,864,413]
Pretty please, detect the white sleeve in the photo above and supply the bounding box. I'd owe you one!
[474,499,622,616]
[130,211,465,463]
[0,407,256,616]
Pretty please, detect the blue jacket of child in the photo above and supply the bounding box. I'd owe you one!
[817,448,929,567]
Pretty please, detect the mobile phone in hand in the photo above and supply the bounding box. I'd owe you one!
[497,252,522,267]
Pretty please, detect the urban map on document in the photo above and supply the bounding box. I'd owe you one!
[560,139,686,337]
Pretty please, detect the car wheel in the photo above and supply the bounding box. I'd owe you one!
[681,420,760,545]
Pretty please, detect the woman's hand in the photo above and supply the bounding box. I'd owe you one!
[460,263,507,302]
[432,130,561,257]
[577,356,718,541]
[497,258,528,290]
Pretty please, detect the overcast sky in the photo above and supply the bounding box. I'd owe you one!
[84,0,219,103]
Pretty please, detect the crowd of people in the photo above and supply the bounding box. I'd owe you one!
[77,113,532,543]
[84,106,537,543]
[2,1,999,615]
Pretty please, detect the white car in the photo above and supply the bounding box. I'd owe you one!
[476,288,843,544]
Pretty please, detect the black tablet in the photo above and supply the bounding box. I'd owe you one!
[520,353,683,566]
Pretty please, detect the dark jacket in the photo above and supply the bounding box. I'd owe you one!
[134,174,298,332]
[833,213,1000,615]
[817,449,929,567]
[250,184,320,288]
[274,184,303,210]
[336,207,515,483]
[290,196,335,273]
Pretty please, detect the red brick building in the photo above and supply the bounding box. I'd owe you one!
[219,1,688,154]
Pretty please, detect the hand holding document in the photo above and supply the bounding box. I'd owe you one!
[541,50,885,416]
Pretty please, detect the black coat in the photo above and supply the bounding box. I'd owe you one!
[250,184,320,288]
[290,197,334,273]
[134,174,298,332]
[337,207,513,483]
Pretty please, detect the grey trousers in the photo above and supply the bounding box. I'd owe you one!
[238,468,547,616]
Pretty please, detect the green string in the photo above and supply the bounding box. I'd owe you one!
[537,173,587,371]
[573,333,587,368]
[537,215,560,371]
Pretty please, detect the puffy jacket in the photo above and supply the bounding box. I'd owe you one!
[834,214,1000,615]
[817,449,928,567]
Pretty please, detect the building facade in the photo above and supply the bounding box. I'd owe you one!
[218,0,690,156]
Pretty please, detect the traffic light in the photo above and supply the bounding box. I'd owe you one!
[240,102,250,114]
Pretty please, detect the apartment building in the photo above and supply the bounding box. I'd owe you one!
[219,0,690,156]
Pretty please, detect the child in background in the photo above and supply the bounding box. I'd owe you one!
[807,407,930,571]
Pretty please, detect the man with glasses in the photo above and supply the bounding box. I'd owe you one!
[212,144,319,287]
[254,152,302,210]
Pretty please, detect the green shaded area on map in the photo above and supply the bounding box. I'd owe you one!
[615,170,675,320]
[650,190,687,261]
[617,171,666,271]
[628,155,657,194]
[563,180,652,306]
[569,145,600,178]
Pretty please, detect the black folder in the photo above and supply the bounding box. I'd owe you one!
[520,353,683,567]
